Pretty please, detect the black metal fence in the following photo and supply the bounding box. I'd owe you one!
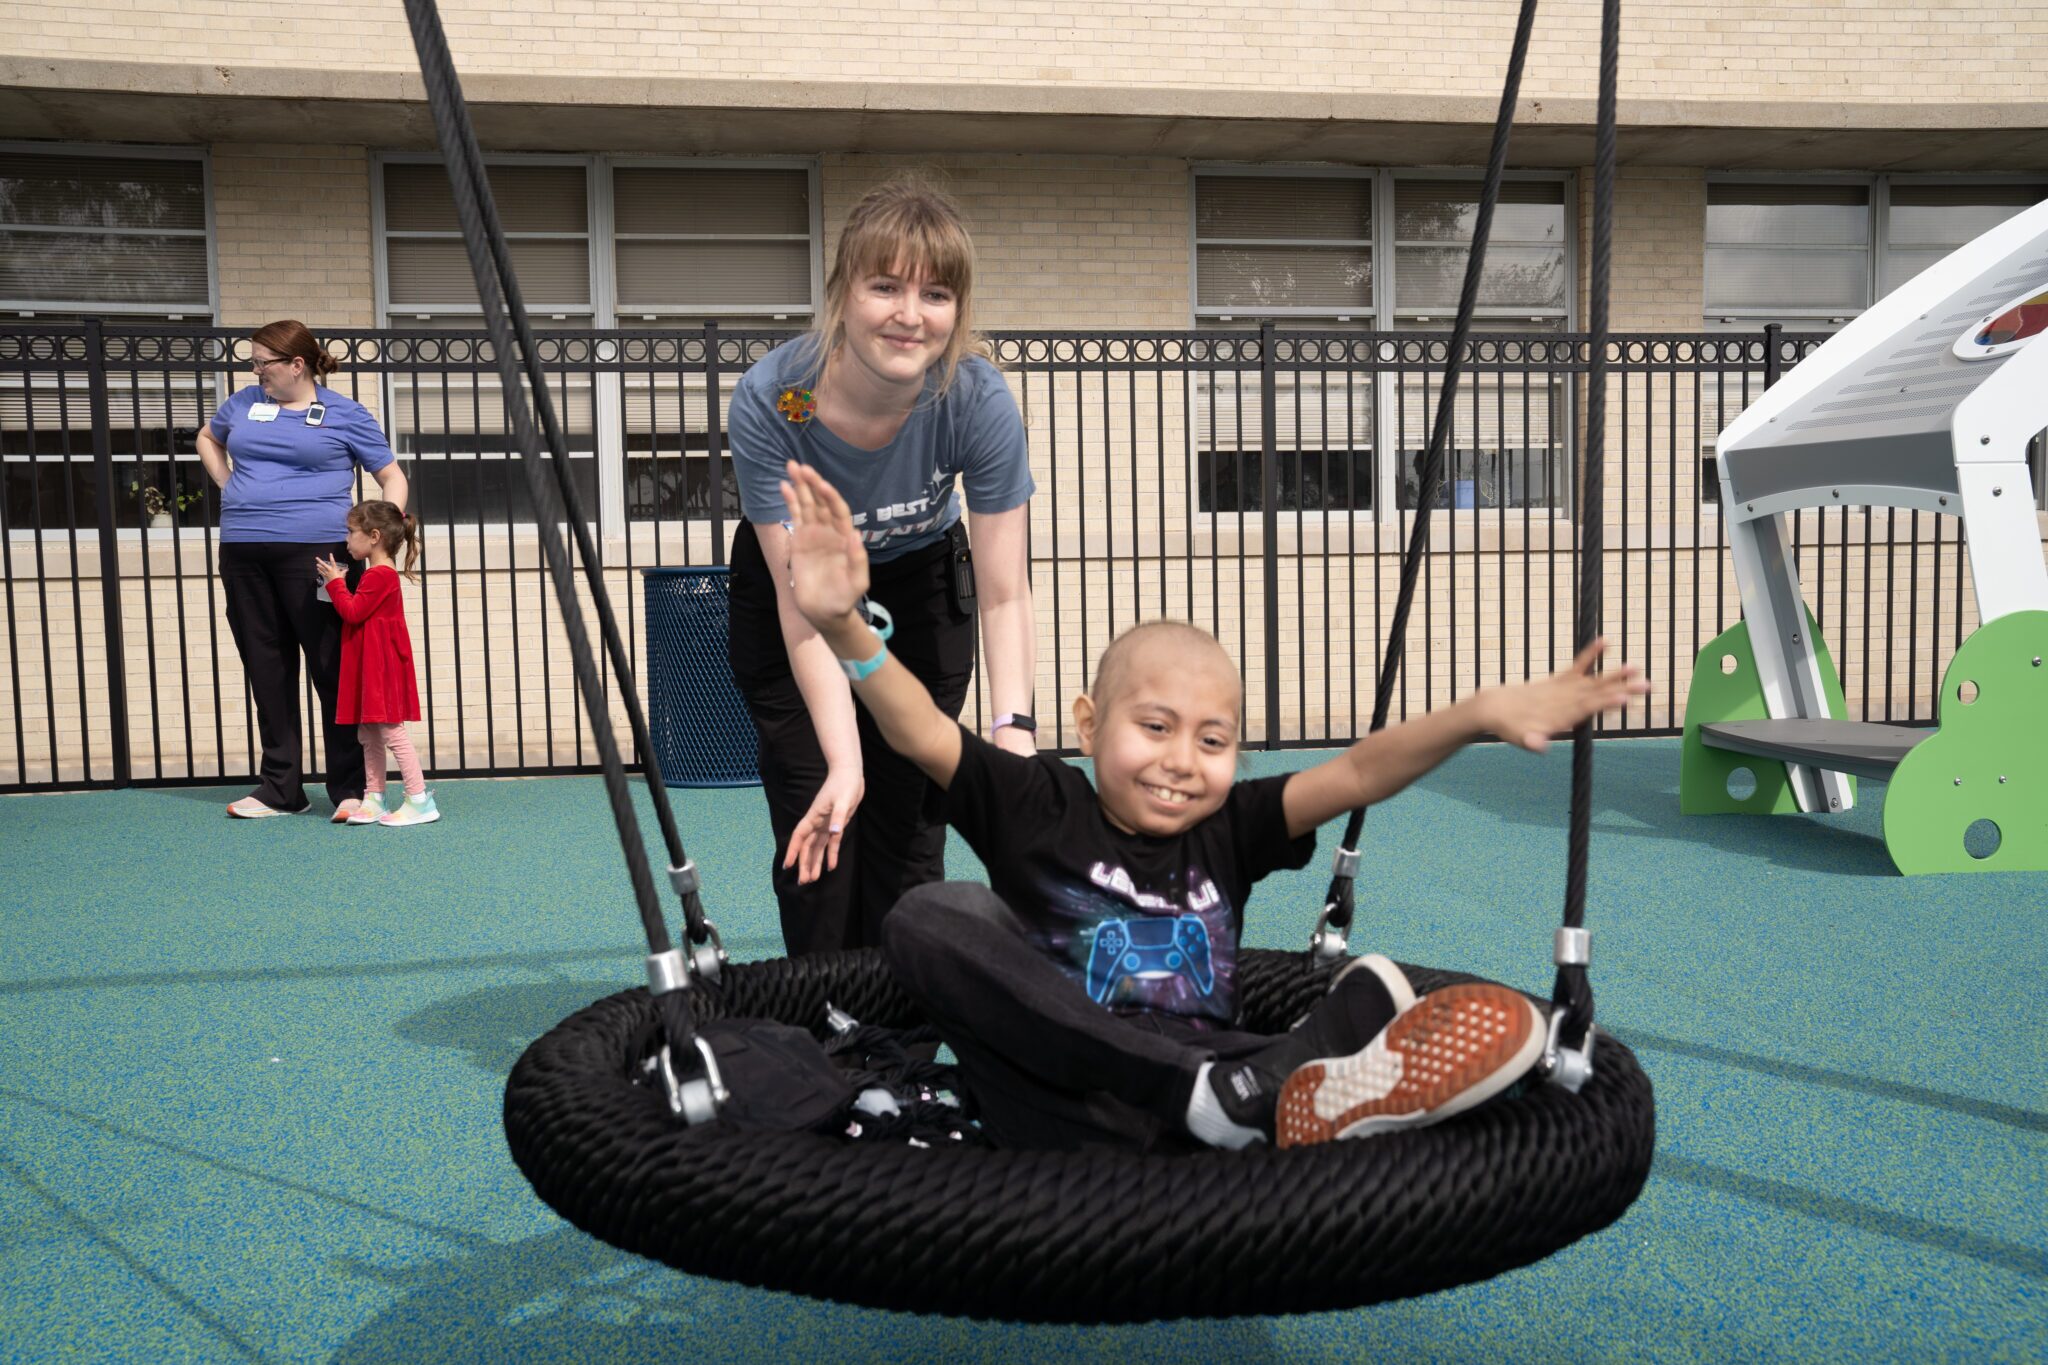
[2,321,2018,793]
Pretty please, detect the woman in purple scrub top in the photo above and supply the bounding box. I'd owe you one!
[196,319,409,822]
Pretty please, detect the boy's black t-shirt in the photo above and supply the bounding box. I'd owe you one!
[942,728,1316,1029]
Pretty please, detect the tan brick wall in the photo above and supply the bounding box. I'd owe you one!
[5,2,2039,106]
[1584,167,1707,332]
[212,145,378,331]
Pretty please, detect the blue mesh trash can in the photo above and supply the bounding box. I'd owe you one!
[642,566,759,788]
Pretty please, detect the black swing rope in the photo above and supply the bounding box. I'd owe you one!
[1316,0,1616,1078]
[406,0,1616,1110]
[400,0,716,1088]
[481,2,1655,1320]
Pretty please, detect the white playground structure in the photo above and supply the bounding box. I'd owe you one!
[1684,197,2048,872]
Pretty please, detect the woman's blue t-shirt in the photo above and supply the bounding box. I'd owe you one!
[728,338,1033,562]
[208,385,396,543]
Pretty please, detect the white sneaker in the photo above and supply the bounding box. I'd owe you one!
[227,796,302,819]
[346,793,388,825]
[378,791,441,827]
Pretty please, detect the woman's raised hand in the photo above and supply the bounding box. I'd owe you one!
[780,462,870,632]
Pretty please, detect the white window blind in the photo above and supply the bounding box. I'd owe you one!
[1392,179,1568,322]
[1194,175,1372,316]
[613,166,812,317]
[382,162,592,316]
[1883,183,2046,297]
[1705,182,1870,320]
[0,151,210,313]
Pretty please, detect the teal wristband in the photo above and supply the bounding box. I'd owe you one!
[839,641,888,682]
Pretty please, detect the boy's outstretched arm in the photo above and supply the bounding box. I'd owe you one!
[1280,640,1650,839]
[782,462,965,796]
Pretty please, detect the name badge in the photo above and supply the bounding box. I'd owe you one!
[249,402,280,422]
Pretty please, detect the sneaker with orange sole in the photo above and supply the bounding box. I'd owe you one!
[1275,982,1546,1148]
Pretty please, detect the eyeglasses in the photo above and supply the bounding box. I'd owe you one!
[249,356,296,373]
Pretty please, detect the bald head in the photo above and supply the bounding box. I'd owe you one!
[1091,621,1241,717]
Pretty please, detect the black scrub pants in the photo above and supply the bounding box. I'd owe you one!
[220,540,366,812]
[727,522,976,957]
[883,881,1312,1153]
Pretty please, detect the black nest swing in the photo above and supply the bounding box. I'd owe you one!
[398,0,1656,1323]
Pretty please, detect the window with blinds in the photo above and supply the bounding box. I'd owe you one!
[1,147,215,532]
[1194,174,1372,319]
[1705,182,1871,324]
[1883,182,2046,297]
[382,161,593,318]
[614,166,813,320]
[0,149,212,317]
[1391,179,1568,325]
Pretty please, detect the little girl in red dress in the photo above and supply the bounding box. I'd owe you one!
[316,501,436,826]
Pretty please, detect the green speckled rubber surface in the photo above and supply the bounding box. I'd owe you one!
[1,739,2042,1361]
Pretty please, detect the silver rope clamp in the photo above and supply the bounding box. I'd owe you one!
[658,1034,728,1125]
[1539,1011,1597,1093]
[645,948,690,997]
[689,920,727,983]
[1539,927,1595,1089]
[668,860,701,898]
[1310,846,1361,960]
[1310,904,1350,962]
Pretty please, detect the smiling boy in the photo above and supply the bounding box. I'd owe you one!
[782,462,1648,1152]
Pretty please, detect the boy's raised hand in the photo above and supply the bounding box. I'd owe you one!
[1483,639,1649,752]
[780,461,869,632]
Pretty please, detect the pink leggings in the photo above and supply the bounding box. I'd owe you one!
[359,722,425,798]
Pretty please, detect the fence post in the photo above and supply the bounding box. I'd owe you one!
[1762,321,1783,388]
[84,318,132,786]
[1259,320,1281,749]
[704,320,724,566]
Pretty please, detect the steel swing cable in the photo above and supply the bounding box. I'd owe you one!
[1315,0,1543,954]
[1551,0,1622,1062]
[401,0,711,1084]
[400,0,716,959]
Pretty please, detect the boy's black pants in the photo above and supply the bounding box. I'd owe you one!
[727,523,977,957]
[219,540,365,812]
[882,880,1292,1152]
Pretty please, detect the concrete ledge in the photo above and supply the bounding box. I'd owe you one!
[6,57,2047,170]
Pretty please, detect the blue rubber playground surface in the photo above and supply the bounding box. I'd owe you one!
[0,737,2042,1362]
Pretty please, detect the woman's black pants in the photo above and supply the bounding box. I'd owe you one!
[727,523,976,957]
[219,540,365,812]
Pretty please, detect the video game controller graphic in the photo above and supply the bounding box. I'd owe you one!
[1084,914,1215,1004]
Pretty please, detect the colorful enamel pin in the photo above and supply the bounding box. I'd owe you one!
[777,387,816,424]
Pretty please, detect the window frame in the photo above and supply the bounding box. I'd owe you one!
[2,142,220,543]
[370,153,821,532]
[1703,172,2048,330]
[0,140,219,321]
[1189,165,1577,524]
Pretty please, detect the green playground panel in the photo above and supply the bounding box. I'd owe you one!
[1680,612,1853,816]
[1882,609,2048,875]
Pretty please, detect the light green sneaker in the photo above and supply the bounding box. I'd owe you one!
[346,792,388,825]
[378,791,441,827]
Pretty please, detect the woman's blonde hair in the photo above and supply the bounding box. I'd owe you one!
[809,176,980,399]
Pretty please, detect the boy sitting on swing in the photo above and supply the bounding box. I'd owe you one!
[780,461,1648,1153]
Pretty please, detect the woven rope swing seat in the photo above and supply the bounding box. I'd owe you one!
[400,0,1653,1323]
[505,951,1654,1320]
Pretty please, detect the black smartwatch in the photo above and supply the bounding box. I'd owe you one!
[990,713,1036,739]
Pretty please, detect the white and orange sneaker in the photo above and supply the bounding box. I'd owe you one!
[1275,982,1545,1148]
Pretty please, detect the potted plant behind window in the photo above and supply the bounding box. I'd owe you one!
[130,478,206,529]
